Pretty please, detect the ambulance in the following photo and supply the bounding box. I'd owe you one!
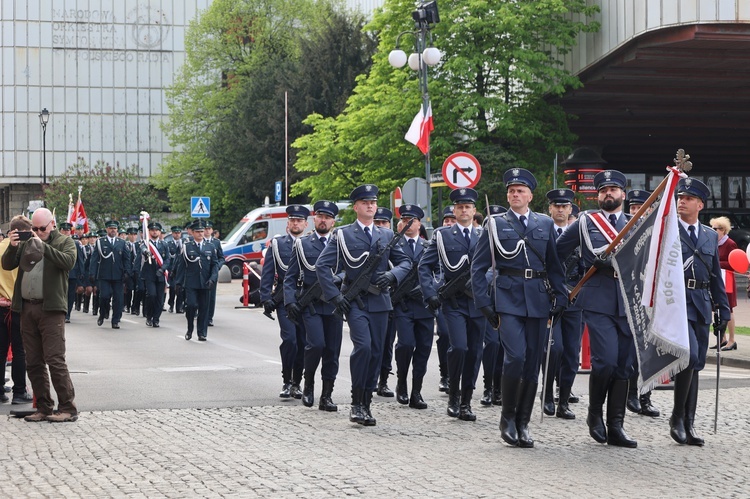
[221,202,349,278]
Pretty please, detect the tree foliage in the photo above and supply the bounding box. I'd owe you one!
[43,158,167,229]
[293,0,600,214]
[157,0,375,230]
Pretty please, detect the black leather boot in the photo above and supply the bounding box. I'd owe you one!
[480,369,493,406]
[438,376,450,393]
[349,388,365,424]
[516,381,538,448]
[458,388,476,421]
[301,376,314,407]
[362,391,376,426]
[279,369,292,398]
[446,380,460,418]
[376,370,394,397]
[556,385,575,419]
[684,370,704,446]
[626,372,641,413]
[639,390,660,417]
[587,373,609,444]
[290,368,304,399]
[396,376,409,405]
[499,377,520,446]
[409,377,427,409]
[670,369,693,444]
[606,379,637,448]
[492,371,502,406]
[541,372,555,416]
[319,379,337,412]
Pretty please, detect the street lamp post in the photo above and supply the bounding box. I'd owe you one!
[39,108,50,186]
[389,1,441,230]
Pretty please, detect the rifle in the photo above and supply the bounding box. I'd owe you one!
[291,281,323,324]
[389,264,420,308]
[263,283,285,320]
[436,265,472,308]
[337,218,414,316]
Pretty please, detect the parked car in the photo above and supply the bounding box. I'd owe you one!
[698,209,750,251]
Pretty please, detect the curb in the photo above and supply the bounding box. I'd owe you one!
[705,355,750,370]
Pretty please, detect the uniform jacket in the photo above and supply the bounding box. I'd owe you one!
[139,239,171,283]
[124,241,140,277]
[283,232,336,315]
[556,210,630,316]
[393,236,433,320]
[471,212,566,318]
[175,239,219,290]
[419,223,484,318]
[89,237,132,281]
[206,237,225,269]
[260,234,295,304]
[1,230,77,313]
[679,223,730,325]
[316,222,411,313]
[69,241,86,283]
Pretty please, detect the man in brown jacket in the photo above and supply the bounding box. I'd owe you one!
[2,208,78,422]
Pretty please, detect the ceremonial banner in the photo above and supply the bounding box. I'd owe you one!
[612,172,689,392]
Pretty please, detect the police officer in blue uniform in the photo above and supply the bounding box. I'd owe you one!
[623,189,661,418]
[435,206,456,393]
[283,200,342,411]
[479,205,507,407]
[472,170,566,448]
[89,220,132,329]
[123,227,141,316]
[420,188,485,422]
[176,220,219,341]
[542,188,584,420]
[556,169,638,448]
[392,204,434,409]
[671,178,730,445]
[373,207,397,398]
[139,221,171,328]
[204,221,224,326]
[316,185,411,426]
[58,223,84,323]
[261,205,309,399]
[167,226,186,314]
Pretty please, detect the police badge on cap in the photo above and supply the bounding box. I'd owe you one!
[449,188,478,205]
[313,200,338,218]
[350,184,379,202]
[545,188,574,205]
[593,170,627,191]
[398,204,425,220]
[503,168,537,190]
[676,178,710,203]
[373,207,393,221]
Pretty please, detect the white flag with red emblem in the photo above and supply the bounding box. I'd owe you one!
[405,102,433,154]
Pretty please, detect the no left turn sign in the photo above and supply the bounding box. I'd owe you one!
[442,152,481,190]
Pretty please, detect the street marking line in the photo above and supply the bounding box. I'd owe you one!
[155,366,235,372]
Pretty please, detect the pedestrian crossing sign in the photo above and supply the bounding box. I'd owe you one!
[191,197,210,218]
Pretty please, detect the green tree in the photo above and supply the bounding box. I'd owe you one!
[157,0,374,230]
[293,0,599,214]
[43,158,167,229]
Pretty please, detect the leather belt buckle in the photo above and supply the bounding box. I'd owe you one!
[687,278,696,290]
[524,269,534,279]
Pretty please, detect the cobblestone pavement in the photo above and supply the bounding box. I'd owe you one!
[2,386,749,498]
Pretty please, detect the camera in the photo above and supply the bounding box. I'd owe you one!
[412,1,440,25]
[17,231,32,241]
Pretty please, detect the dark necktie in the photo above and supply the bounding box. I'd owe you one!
[519,215,527,228]
[320,236,326,246]
[609,214,617,227]
[556,227,563,237]
[409,239,415,254]
[688,225,698,246]
[463,227,471,247]
[364,226,372,244]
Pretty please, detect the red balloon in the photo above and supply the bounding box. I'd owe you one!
[728,248,749,274]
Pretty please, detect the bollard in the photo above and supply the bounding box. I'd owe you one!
[579,324,591,373]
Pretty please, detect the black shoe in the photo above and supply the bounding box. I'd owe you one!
[349,389,365,424]
[568,390,580,404]
[198,336,206,342]
[146,319,152,327]
[131,310,139,316]
[607,379,637,448]
[409,392,428,409]
[97,317,104,326]
[395,380,409,405]
[185,332,192,340]
[480,388,493,406]
[446,391,460,418]
[319,380,337,412]
[290,383,303,399]
[556,386,576,419]
[83,308,89,314]
[639,393,660,417]
[169,306,174,313]
[279,383,292,398]
[208,320,214,327]
[12,391,33,404]
[0,392,7,403]
[710,340,728,349]
[152,322,160,328]
[438,376,449,393]
[458,404,476,421]
[65,318,71,323]
[112,323,120,329]
[302,382,314,407]
[176,308,184,314]
[627,392,641,413]
[543,400,555,416]
[362,391,376,426]
[377,382,394,397]
[492,386,502,406]
[124,306,130,313]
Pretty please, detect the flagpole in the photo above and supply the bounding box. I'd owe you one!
[569,150,692,301]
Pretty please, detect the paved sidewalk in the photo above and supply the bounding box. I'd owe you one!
[2,386,749,498]
[707,292,750,369]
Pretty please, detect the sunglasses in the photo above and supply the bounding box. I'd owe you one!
[31,221,53,232]
[711,227,724,231]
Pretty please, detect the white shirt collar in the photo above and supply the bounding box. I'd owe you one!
[510,209,531,220]
[679,219,700,234]
[356,220,374,233]
[455,222,472,232]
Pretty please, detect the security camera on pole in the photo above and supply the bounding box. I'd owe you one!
[389,1,441,231]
